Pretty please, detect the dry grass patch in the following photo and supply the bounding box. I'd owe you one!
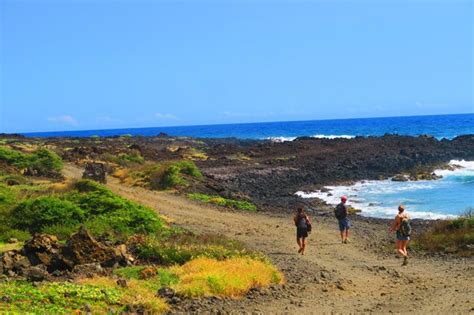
[170,257,284,298]
[77,277,169,314]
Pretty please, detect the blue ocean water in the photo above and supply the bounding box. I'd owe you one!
[297,161,474,219]
[23,113,474,140]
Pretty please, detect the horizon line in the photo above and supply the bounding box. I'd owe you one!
[9,112,474,136]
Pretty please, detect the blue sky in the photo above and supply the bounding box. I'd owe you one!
[1,0,472,133]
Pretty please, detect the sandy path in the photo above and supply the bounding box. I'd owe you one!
[64,165,473,313]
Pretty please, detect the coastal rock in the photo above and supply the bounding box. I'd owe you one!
[391,174,409,182]
[62,227,121,268]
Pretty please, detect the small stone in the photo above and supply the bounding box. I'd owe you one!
[7,238,18,244]
[82,304,92,313]
[27,267,48,282]
[116,278,127,288]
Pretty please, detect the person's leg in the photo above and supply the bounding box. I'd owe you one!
[403,240,409,256]
[301,237,306,255]
[345,228,350,243]
[396,240,405,257]
[297,237,302,252]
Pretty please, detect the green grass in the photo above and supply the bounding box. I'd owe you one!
[0,281,121,314]
[187,193,257,211]
[414,210,474,256]
[113,266,179,287]
[135,232,263,265]
[103,151,144,166]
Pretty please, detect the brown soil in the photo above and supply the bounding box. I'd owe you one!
[64,164,474,314]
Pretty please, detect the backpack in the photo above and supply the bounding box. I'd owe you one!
[334,203,347,220]
[306,218,312,233]
[399,219,412,236]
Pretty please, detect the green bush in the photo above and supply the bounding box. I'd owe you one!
[73,179,109,193]
[149,161,202,190]
[29,149,63,175]
[103,151,144,166]
[187,193,257,211]
[415,210,474,256]
[7,180,165,240]
[10,197,84,233]
[0,146,62,176]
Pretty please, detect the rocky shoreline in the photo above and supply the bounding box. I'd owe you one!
[7,133,474,214]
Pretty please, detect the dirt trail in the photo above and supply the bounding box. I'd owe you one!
[64,165,473,313]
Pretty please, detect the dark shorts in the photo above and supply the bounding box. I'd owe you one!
[396,230,410,241]
[297,227,308,239]
[338,218,351,232]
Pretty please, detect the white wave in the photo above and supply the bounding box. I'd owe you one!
[311,134,355,139]
[434,160,474,177]
[296,188,457,220]
[267,134,355,142]
[267,136,297,142]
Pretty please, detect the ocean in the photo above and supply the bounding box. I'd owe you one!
[23,113,474,140]
[297,160,474,220]
[23,113,474,219]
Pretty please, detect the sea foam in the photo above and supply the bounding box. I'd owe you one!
[268,134,355,142]
[296,160,474,220]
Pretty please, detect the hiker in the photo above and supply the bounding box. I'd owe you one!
[294,207,311,255]
[389,205,411,266]
[335,195,351,244]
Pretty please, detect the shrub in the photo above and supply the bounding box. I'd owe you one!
[73,179,109,193]
[170,257,284,297]
[415,210,474,256]
[103,151,144,166]
[10,197,84,233]
[0,146,62,176]
[29,149,63,175]
[188,193,257,211]
[149,161,202,190]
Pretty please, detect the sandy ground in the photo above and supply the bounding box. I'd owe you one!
[64,165,473,314]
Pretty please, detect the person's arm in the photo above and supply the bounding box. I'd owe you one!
[389,215,400,232]
[293,214,298,226]
[305,215,311,224]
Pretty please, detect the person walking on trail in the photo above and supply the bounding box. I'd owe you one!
[389,205,411,266]
[294,207,311,255]
[335,195,351,244]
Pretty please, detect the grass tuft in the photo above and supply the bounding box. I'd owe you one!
[170,257,284,298]
[187,193,257,211]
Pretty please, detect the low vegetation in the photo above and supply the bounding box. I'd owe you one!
[114,160,203,190]
[0,280,168,314]
[102,151,144,166]
[134,232,263,265]
[0,146,63,177]
[6,179,164,241]
[0,142,283,314]
[414,209,474,256]
[171,257,283,297]
[188,193,257,211]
